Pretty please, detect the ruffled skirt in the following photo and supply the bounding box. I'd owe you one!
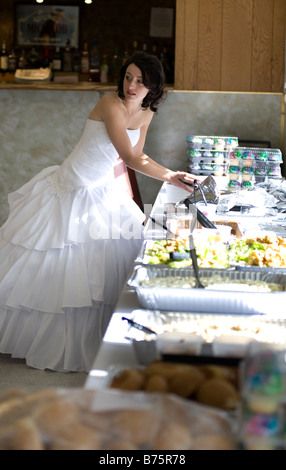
[0,166,144,372]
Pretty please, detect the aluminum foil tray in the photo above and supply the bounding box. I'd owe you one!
[128,266,286,315]
[131,310,286,346]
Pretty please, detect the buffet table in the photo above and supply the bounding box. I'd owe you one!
[85,179,286,389]
[85,183,191,389]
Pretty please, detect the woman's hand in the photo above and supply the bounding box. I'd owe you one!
[169,171,205,190]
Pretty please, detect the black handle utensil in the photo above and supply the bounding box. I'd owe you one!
[121,317,157,336]
[178,178,217,229]
[189,233,204,288]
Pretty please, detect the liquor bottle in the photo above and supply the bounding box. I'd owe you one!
[18,49,27,69]
[29,47,39,67]
[100,54,109,83]
[142,43,148,53]
[132,40,138,55]
[151,43,159,58]
[63,40,72,72]
[8,48,17,73]
[0,40,9,73]
[122,45,129,66]
[160,45,173,83]
[72,48,81,72]
[111,48,121,83]
[89,38,100,82]
[81,42,89,74]
[52,46,62,71]
[42,46,51,68]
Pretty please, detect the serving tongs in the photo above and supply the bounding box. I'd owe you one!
[170,204,204,288]
[177,179,217,229]
[177,175,220,206]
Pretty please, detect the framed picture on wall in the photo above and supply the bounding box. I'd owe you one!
[15,3,79,48]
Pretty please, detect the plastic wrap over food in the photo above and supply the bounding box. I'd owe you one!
[0,387,236,450]
[216,187,278,214]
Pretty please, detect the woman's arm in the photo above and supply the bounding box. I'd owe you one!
[101,95,202,189]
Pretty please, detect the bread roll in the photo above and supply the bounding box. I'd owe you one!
[169,369,205,398]
[144,374,169,392]
[50,424,101,450]
[110,369,145,391]
[155,422,193,450]
[0,398,25,426]
[34,397,80,436]
[113,409,159,446]
[145,361,196,381]
[10,417,44,450]
[195,378,240,410]
[191,434,236,450]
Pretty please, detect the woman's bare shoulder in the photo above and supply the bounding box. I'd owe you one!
[89,92,123,120]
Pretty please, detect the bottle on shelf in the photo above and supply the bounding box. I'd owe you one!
[52,46,62,71]
[42,46,51,68]
[0,40,8,73]
[132,40,138,55]
[89,38,100,82]
[160,45,173,83]
[29,47,39,68]
[100,54,109,83]
[63,39,72,72]
[151,43,159,58]
[8,48,17,73]
[111,47,121,83]
[122,45,129,66]
[142,43,148,54]
[18,49,27,69]
[81,42,89,74]
[72,48,81,72]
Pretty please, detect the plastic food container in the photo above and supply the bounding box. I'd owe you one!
[156,331,203,355]
[212,335,254,358]
[187,135,238,151]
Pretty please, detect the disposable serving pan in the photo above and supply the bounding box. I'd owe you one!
[127,266,286,316]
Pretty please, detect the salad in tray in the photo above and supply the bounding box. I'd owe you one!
[228,234,286,268]
[143,237,230,268]
[143,233,286,269]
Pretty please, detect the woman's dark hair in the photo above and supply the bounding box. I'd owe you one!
[117,51,166,112]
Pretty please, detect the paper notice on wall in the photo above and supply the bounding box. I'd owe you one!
[150,7,174,38]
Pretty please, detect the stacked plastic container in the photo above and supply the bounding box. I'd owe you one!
[186,135,239,177]
[239,343,286,450]
[228,147,282,190]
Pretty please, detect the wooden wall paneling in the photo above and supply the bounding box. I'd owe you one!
[175,0,186,89]
[251,0,273,92]
[175,0,199,89]
[272,0,286,92]
[197,0,223,90]
[183,0,199,89]
[221,0,253,91]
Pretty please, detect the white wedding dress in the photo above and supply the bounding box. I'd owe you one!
[0,120,145,372]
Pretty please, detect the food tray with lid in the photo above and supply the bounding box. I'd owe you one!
[127,265,286,315]
[187,135,238,151]
[130,309,286,352]
[232,147,282,162]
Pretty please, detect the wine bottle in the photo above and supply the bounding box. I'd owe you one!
[52,46,62,71]
[0,40,9,73]
[63,40,72,72]
[81,42,89,74]
[8,48,17,73]
[89,38,100,82]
